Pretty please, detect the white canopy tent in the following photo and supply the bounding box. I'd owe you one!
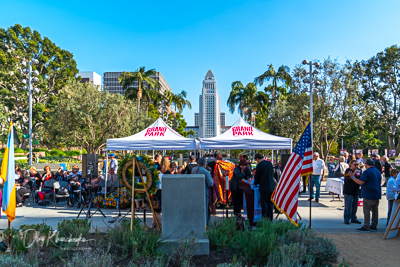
[105,118,198,196]
[107,117,197,151]
[199,117,292,150]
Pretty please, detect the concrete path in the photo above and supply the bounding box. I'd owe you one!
[0,181,391,235]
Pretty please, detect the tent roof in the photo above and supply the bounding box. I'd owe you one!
[106,118,197,150]
[199,117,292,150]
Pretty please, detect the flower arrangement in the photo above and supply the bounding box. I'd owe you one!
[119,154,160,200]
[103,193,118,208]
[93,196,104,208]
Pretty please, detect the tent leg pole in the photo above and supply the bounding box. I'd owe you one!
[105,151,108,197]
[272,150,274,165]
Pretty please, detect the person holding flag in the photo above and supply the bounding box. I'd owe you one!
[1,121,16,224]
[272,122,313,226]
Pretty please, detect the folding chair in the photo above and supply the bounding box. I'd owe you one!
[53,181,70,209]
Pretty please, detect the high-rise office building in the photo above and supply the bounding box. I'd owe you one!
[103,71,171,95]
[199,70,220,138]
[220,112,225,127]
[184,70,230,138]
[77,71,102,90]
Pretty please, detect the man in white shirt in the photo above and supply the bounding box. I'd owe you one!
[109,153,118,174]
[309,152,326,203]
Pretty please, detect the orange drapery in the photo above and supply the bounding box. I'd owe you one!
[212,160,235,204]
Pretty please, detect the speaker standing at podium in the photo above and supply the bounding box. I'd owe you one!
[254,153,275,220]
[109,153,118,174]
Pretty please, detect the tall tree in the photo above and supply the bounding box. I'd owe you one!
[45,80,152,153]
[171,90,192,112]
[254,64,292,106]
[0,24,78,147]
[353,45,400,153]
[118,67,160,112]
[227,81,268,122]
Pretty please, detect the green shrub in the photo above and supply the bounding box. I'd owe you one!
[82,148,87,154]
[65,150,81,156]
[206,217,238,250]
[57,219,91,246]
[163,238,197,267]
[14,147,28,153]
[0,253,39,267]
[267,242,313,267]
[64,248,114,267]
[48,149,67,157]
[106,219,161,258]
[232,227,277,265]
[33,148,48,152]
[274,229,339,267]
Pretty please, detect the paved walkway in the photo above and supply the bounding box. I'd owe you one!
[0,181,391,235]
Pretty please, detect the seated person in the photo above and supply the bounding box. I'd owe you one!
[70,165,82,186]
[42,166,54,182]
[55,167,67,181]
[16,170,32,207]
[90,175,104,194]
[30,166,43,188]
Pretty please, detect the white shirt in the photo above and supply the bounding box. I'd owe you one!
[312,158,326,175]
[110,159,118,174]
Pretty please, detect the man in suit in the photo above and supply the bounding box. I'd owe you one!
[254,153,275,220]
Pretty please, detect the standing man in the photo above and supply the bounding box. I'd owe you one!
[352,158,382,232]
[191,157,214,224]
[309,152,325,203]
[254,153,275,220]
[154,154,161,171]
[344,152,349,164]
[372,153,383,174]
[381,155,392,187]
[181,155,198,174]
[102,156,107,174]
[109,153,118,174]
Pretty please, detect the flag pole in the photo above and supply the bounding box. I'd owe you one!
[8,220,11,244]
[309,62,313,230]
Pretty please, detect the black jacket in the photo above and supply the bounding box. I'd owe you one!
[230,166,251,191]
[343,168,360,195]
[373,159,383,174]
[254,160,275,193]
[273,165,281,185]
[181,162,198,174]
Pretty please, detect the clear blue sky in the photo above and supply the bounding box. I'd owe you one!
[1,0,399,126]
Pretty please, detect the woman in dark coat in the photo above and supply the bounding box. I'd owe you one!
[230,159,251,215]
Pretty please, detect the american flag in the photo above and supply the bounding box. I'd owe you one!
[271,122,313,226]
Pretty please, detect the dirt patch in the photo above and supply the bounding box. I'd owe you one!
[318,233,400,267]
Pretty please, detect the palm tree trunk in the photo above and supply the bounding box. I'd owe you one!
[137,82,142,112]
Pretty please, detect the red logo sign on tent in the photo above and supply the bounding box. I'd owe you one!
[144,127,167,137]
[232,126,253,136]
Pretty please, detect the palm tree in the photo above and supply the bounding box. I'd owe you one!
[172,90,192,113]
[254,64,292,106]
[119,67,160,112]
[227,81,269,122]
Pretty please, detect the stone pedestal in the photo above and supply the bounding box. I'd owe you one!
[161,174,209,255]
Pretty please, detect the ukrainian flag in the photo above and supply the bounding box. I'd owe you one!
[1,121,16,222]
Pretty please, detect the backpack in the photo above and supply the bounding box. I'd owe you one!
[181,163,197,174]
[334,163,346,177]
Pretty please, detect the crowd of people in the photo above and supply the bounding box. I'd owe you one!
[307,151,400,232]
[13,161,120,208]
[10,150,400,232]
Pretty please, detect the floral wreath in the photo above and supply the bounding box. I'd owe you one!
[119,155,160,199]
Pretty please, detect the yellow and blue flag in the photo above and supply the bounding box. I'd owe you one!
[1,121,16,222]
